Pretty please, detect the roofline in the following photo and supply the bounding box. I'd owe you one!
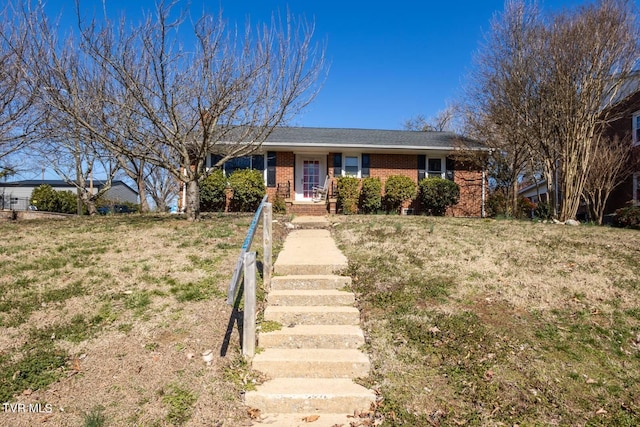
[518,179,548,194]
[0,179,139,195]
[260,141,489,151]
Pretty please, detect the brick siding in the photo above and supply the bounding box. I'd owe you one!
[206,151,486,217]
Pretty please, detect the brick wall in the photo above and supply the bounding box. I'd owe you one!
[326,152,484,217]
[369,153,418,183]
[207,151,486,217]
[449,169,484,217]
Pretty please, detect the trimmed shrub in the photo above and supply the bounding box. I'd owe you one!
[228,169,266,212]
[359,177,382,214]
[30,185,77,214]
[337,176,360,214]
[30,185,58,212]
[613,206,640,229]
[418,177,460,216]
[384,175,416,214]
[272,194,287,214]
[57,191,79,214]
[200,169,227,212]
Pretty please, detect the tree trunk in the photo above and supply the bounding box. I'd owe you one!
[80,194,98,216]
[76,187,83,216]
[184,179,200,221]
[154,197,168,213]
[511,178,520,218]
[136,173,150,213]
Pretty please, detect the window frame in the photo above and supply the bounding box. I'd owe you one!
[343,154,361,178]
[427,157,445,179]
[335,153,370,178]
[419,155,450,180]
[208,153,269,184]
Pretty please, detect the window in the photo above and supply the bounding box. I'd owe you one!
[634,173,639,205]
[334,153,370,178]
[418,155,448,180]
[634,112,640,146]
[361,154,370,177]
[208,153,269,185]
[266,152,276,187]
[344,156,359,177]
[209,154,265,176]
[428,158,443,178]
[446,157,455,181]
[333,153,342,176]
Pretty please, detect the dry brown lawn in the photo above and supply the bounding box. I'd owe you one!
[0,213,283,427]
[2,213,639,426]
[332,216,640,426]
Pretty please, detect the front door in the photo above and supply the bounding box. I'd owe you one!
[303,160,320,199]
[295,155,326,201]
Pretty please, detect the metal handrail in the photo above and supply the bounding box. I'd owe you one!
[226,195,269,305]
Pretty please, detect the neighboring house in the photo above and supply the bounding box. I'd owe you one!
[599,85,640,213]
[519,77,640,219]
[196,127,489,216]
[0,180,139,210]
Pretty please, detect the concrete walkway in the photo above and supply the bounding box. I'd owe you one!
[245,216,375,427]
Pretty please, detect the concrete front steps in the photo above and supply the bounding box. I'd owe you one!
[246,232,375,425]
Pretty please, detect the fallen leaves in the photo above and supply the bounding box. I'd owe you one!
[247,408,261,419]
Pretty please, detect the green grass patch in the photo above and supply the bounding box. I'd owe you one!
[83,405,107,427]
[162,383,197,425]
[0,343,67,402]
[169,276,225,302]
[259,320,282,333]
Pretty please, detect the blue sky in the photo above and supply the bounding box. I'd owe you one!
[44,0,589,131]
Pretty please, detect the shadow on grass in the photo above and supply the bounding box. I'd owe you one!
[219,284,244,357]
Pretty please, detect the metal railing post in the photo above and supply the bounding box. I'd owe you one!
[263,202,272,291]
[242,251,257,358]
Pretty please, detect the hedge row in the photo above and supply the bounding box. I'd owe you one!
[30,185,77,214]
[199,169,266,212]
[336,175,459,215]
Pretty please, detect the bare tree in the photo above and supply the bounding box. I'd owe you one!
[464,0,541,217]
[24,2,325,221]
[465,0,640,221]
[0,2,38,167]
[583,134,637,224]
[118,155,150,213]
[25,14,121,216]
[145,163,178,212]
[404,106,457,132]
[537,0,640,221]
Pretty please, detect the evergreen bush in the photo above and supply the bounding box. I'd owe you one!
[30,185,77,214]
[418,177,460,216]
[359,177,382,214]
[384,175,416,214]
[200,169,227,212]
[272,194,287,214]
[533,200,553,220]
[337,176,360,214]
[228,169,266,212]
